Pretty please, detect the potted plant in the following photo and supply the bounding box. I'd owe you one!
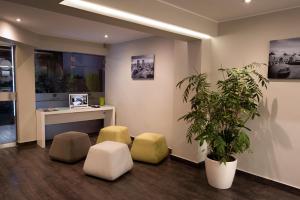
[177,63,268,189]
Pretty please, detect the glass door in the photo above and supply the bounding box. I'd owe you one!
[0,44,16,146]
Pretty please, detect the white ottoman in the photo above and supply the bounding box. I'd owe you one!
[83,141,133,181]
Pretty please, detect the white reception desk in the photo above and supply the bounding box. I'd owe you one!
[36,105,115,148]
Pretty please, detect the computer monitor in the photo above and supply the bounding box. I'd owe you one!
[69,94,88,109]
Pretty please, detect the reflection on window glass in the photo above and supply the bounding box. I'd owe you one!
[0,101,14,126]
[0,46,13,92]
[35,50,105,93]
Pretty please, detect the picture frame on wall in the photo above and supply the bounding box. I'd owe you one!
[268,37,300,79]
[131,55,155,80]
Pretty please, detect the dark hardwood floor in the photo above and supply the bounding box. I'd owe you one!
[0,135,299,200]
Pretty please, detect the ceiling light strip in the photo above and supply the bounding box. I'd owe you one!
[60,0,211,39]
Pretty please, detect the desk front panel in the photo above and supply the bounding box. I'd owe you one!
[45,111,105,125]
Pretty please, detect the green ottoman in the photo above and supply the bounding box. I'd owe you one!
[131,132,169,164]
[49,131,91,163]
[97,126,132,145]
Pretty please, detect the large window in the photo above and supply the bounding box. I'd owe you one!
[0,45,16,142]
[35,50,105,93]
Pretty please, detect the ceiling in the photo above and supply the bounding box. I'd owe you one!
[0,0,151,44]
[159,0,300,22]
[1,0,300,44]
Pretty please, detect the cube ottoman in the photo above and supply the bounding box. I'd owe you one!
[49,131,91,163]
[83,141,133,181]
[97,126,131,145]
[131,132,169,164]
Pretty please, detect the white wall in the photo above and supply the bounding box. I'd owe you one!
[106,37,175,143]
[204,7,300,188]
[37,35,107,55]
[171,40,207,162]
[106,37,205,163]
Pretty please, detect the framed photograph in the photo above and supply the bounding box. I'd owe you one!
[131,55,155,80]
[69,94,88,109]
[268,37,300,79]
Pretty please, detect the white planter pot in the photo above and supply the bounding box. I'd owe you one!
[205,156,237,189]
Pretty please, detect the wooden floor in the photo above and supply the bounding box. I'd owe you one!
[0,136,299,200]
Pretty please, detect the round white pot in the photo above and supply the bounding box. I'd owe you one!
[205,156,237,189]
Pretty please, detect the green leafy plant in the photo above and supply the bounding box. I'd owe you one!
[177,63,268,163]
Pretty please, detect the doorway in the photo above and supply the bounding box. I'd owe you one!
[0,42,16,147]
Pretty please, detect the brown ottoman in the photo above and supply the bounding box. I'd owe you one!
[49,131,91,163]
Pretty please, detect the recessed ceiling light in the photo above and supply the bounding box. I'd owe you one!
[60,0,211,40]
[104,34,108,38]
[244,0,252,4]
[16,18,21,22]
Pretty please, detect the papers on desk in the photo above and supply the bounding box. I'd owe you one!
[42,108,59,112]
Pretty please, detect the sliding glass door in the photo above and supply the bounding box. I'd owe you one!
[0,44,16,145]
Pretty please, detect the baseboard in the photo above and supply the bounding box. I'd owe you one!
[15,132,99,149]
[17,139,36,144]
[170,154,300,195]
[236,170,300,196]
[170,154,204,168]
[17,141,37,148]
[88,132,99,136]
[0,142,17,149]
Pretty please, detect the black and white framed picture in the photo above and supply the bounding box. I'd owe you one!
[131,55,155,80]
[268,37,300,79]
